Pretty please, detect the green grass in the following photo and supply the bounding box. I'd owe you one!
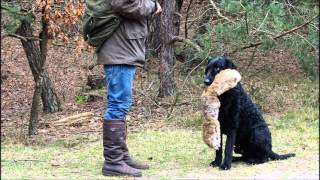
[2,105,319,179]
[2,72,319,179]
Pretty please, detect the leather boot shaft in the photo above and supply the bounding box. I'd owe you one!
[102,120,125,163]
[102,120,142,177]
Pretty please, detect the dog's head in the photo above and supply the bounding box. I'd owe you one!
[204,56,237,86]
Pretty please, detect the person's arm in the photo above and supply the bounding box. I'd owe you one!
[110,0,159,20]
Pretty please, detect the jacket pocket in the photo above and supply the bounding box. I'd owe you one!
[122,19,148,39]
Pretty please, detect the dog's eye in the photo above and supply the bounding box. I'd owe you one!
[215,67,220,71]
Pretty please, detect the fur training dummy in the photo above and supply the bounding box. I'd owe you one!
[201,69,241,149]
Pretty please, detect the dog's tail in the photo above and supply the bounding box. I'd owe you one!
[269,151,295,160]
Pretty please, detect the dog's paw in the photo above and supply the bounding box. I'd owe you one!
[219,163,231,170]
[209,160,221,167]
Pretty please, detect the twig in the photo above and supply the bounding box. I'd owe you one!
[309,22,319,31]
[163,58,207,119]
[272,15,318,39]
[245,11,249,34]
[239,0,249,34]
[184,0,193,38]
[208,0,235,23]
[252,9,271,36]
[1,33,40,42]
[166,92,181,119]
[135,90,164,110]
[161,101,191,107]
[293,32,317,51]
[252,28,276,37]
[247,46,258,69]
[182,58,207,88]
[172,36,202,52]
[180,7,212,24]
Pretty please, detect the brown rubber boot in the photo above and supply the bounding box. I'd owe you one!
[123,121,150,170]
[102,120,142,177]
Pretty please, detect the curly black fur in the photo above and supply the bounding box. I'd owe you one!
[204,56,295,170]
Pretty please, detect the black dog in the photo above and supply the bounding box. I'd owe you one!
[204,56,295,170]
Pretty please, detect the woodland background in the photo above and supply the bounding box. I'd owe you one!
[1,0,319,179]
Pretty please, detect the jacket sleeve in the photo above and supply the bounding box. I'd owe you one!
[110,0,157,20]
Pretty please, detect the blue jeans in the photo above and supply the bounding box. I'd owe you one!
[104,64,136,120]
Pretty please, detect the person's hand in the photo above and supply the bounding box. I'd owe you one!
[153,2,162,16]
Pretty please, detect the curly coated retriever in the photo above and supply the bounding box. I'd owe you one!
[203,56,295,170]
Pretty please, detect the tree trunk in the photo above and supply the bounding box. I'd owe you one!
[38,7,61,113]
[17,20,61,113]
[17,16,59,135]
[146,15,162,58]
[158,0,183,97]
[146,0,164,57]
[28,75,43,135]
[146,0,183,58]
[41,71,61,112]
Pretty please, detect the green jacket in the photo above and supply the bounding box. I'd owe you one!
[97,0,156,67]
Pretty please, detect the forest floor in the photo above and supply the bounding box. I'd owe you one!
[1,38,319,179]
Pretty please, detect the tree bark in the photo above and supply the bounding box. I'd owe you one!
[158,0,180,97]
[146,15,162,57]
[28,75,43,135]
[41,72,61,112]
[157,0,184,97]
[146,0,164,57]
[38,7,61,113]
[17,20,61,113]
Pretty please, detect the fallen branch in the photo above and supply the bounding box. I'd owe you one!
[14,159,45,162]
[52,112,97,126]
[233,15,318,53]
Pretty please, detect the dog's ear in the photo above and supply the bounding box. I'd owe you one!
[225,59,237,69]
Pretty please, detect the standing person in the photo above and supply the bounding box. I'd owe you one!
[97,0,162,177]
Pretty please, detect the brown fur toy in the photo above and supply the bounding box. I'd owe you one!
[202,69,241,149]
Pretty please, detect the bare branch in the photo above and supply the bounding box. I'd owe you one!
[171,36,202,52]
[208,0,235,23]
[273,15,318,40]
[251,9,271,36]
[233,15,319,53]
[1,32,40,42]
[252,28,277,37]
[293,32,317,50]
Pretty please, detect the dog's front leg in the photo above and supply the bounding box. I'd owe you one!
[210,133,223,167]
[220,129,237,170]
